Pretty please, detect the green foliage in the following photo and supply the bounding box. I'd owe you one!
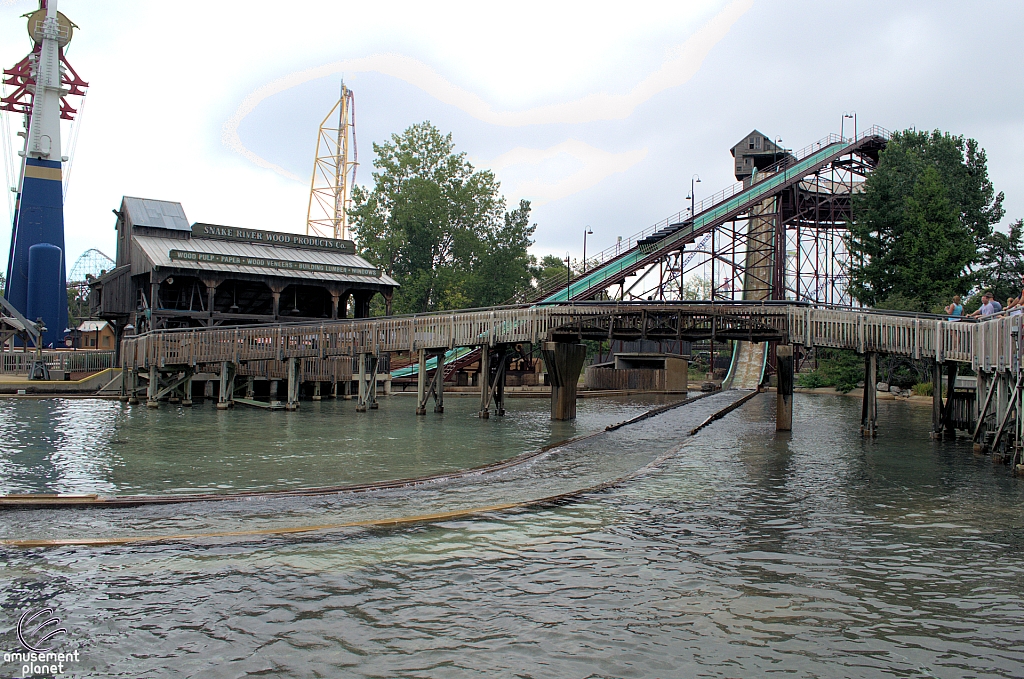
[532,254,571,291]
[974,218,1024,305]
[848,129,1005,310]
[350,122,536,313]
[912,382,934,396]
[797,349,863,393]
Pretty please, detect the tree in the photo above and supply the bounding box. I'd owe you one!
[848,129,1005,310]
[974,218,1024,305]
[350,122,536,314]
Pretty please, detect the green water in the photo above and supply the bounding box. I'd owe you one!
[0,393,675,496]
[1,393,1023,678]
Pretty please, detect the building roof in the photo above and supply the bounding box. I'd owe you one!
[77,320,110,332]
[122,197,190,231]
[132,234,399,287]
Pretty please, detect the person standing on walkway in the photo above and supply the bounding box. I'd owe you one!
[970,292,998,318]
[945,295,963,320]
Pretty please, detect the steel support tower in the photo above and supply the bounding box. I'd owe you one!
[2,1,88,347]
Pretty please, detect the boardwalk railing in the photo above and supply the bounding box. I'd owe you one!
[1,350,116,375]
[121,303,1021,379]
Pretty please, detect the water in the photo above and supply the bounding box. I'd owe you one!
[0,394,675,496]
[2,393,1023,678]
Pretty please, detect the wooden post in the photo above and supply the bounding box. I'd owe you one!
[356,353,367,412]
[146,364,159,408]
[245,376,254,399]
[478,346,491,418]
[356,353,378,411]
[433,353,444,414]
[312,381,321,401]
[776,344,793,431]
[931,360,943,437]
[182,372,193,407]
[217,361,234,410]
[416,348,427,415]
[862,353,877,437]
[944,362,958,436]
[269,379,281,407]
[540,342,587,421]
[285,357,299,411]
[128,368,140,404]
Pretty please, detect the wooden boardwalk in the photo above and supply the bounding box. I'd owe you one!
[118,303,1023,463]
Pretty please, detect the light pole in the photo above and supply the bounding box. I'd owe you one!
[687,174,701,217]
[565,252,571,301]
[774,137,783,167]
[582,226,593,273]
[842,111,856,141]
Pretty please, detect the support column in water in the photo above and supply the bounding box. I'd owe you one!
[862,353,877,438]
[776,344,793,431]
[541,342,587,421]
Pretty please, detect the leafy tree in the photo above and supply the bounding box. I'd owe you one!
[532,254,570,289]
[848,129,1005,310]
[350,122,536,313]
[974,218,1024,304]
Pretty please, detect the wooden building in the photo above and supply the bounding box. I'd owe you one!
[76,319,116,350]
[90,197,398,341]
[731,130,790,181]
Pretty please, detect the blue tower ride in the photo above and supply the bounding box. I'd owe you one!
[2,2,88,347]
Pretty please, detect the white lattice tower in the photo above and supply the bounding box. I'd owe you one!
[306,82,357,240]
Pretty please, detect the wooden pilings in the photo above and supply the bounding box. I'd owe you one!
[356,353,378,412]
[285,357,299,411]
[478,345,508,418]
[540,342,587,421]
[776,345,793,431]
[416,349,445,415]
[861,353,877,438]
[217,361,236,410]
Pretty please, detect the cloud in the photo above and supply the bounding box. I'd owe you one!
[487,140,649,206]
[221,0,752,198]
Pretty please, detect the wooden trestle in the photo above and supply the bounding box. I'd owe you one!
[117,302,1024,462]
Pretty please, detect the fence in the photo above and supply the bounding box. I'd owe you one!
[0,350,116,375]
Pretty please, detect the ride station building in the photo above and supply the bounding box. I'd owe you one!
[90,197,397,340]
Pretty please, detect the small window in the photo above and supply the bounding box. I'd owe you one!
[754,137,762,150]
[748,139,755,150]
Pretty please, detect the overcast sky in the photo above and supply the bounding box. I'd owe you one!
[1,0,1022,274]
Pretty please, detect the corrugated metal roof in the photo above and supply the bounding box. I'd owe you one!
[123,197,190,231]
[78,320,110,332]
[132,234,399,286]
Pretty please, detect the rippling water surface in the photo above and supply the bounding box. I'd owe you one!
[2,393,1023,678]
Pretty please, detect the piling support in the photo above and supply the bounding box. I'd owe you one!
[146,364,159,408]
[245,376,255,400]
[128,369,140,404]
[312,381,321,401]
[478,346,491,418]
[416,349,427,416]
[776,344,793,431]
[861,353,877,437]
[217,361,235,410]
[943,362,958,437]
[356,353,378,412]
[285,357,300,411]
[182,374,193,407]
[540,342,587,421]
[931,360,943,437]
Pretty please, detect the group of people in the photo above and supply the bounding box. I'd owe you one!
[944,278,1024,320]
